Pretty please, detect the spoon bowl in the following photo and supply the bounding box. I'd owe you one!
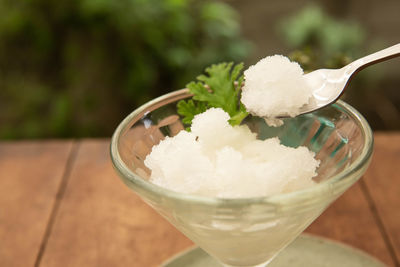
[291,43,400,117]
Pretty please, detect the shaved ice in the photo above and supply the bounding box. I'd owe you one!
[145,108,319,198]
[241,55,313,126]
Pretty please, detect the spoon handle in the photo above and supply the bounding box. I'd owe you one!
[347,43,400,73]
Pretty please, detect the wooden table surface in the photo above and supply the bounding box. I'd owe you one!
[1,133,399,267]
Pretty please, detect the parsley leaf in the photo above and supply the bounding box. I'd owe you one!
[177,62,248,127]
[177,99,208,125]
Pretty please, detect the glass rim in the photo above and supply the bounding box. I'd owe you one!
[110,89,374,206]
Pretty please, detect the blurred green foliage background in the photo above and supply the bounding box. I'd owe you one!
[278,4,400,130]
[0,1,399,139]
[0,0,250,138]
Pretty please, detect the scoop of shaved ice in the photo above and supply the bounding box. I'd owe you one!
[144,108,319,198]
[191,108,256,158]
[241,55,313,126]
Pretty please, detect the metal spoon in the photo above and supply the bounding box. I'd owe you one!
[287,43,400,117]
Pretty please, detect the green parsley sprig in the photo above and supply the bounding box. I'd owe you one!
[177,62,248,127]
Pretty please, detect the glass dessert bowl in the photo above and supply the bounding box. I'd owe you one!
[110,89,373,267]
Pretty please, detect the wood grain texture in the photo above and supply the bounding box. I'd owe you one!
[39,140,192,267]
[363,133,400,265]
[2,136,399,267]
[306,183,395,266]
[0,141,73,267]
